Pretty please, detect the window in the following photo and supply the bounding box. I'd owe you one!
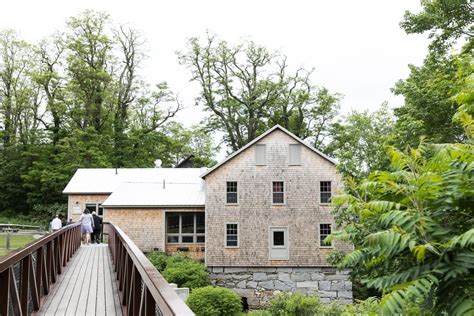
[255,144,267,165]
[289,144,301,165]
[226,223,239,247]
[273,231,285,246]
[319,223,332,247]
[270,227,288,260]
[166,212,205,244]
[320,181,332,203]
[272,181,285,204]
[85,203,104,217]
[226,181,238,204]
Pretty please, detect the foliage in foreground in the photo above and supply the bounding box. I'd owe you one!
[186,286,242,316]
[249,293,381,316]
[329,139,474,315]
[146,251,209,289]
[267,292,325,316]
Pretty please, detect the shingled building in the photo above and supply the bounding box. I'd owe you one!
[64,125,352,308]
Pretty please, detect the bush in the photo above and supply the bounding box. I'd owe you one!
[147,251,195,271]
[268,293,324,316]
[246,310,271,316]
[186,286,243,316]
[162,259,210,289]
[340,297,379,315]
[147,251,170,271]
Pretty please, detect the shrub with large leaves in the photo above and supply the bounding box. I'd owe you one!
[329,140,474,315]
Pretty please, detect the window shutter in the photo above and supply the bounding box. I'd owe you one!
[289,144,301,165]
[255,144,266,165]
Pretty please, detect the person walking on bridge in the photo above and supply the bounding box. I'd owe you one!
[80,209,94,245]
[91,211,102,244]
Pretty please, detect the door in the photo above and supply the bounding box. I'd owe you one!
[269,227,288,260]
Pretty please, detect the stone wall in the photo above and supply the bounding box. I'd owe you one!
[209,266,352,309]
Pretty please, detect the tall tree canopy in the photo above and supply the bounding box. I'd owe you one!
[178,34,341,152]
[394,0,473,147]
[324,106,395,179]
[400,0,473,52]
[0,11,217,217]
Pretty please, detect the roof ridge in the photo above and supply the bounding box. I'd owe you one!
[200,124,335,178]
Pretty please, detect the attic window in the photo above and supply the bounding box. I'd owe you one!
[255,144,267,165]
[289,144,301,165]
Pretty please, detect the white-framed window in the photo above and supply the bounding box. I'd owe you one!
[255,144,267,165]
[166,212,205,244]
[320,181,332,204]
[226,181,238,204]
[225,223,239,247]
[269,227,289,260]
[289,144,302,165]
[319,223,333,247]
[272,181,285,204]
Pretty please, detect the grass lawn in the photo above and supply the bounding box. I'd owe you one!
[0,234,36,257]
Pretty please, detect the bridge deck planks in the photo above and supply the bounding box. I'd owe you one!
[36,244,123,316]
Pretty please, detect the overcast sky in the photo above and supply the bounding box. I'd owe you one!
[1,0,430,127]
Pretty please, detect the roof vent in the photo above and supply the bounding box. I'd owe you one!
[154,159,162,168]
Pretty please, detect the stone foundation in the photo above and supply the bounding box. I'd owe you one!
[209,267,352,308]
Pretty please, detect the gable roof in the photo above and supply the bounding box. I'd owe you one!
[201,125,336,179]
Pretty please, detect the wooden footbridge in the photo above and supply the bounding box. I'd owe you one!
[0,223,193,316]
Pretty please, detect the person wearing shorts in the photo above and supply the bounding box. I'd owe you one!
[80,209,94,245]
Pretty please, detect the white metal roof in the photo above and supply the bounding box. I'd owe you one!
[101,181,205,207]
[63,168,206,194]
[200,125,335,178]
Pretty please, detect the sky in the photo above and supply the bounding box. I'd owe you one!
[0,0,430,128]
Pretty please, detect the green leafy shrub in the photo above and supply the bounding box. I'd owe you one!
[330,140,474,314]
[340,297,379,315]
[323,301,345,315]
[147,251,194,271]
[246,310,271,316]
[162,259,210,289]
[146,251,170,271]
[186,286,242,316]
[268,293,324,316]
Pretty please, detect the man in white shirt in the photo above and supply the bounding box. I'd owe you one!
[51,215,62,231]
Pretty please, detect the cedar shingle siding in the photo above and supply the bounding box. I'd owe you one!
[205,129,350,267]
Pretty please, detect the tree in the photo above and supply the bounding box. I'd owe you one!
[324,106,395,179]
[178,34,340,152]
[400,0,473,52]
[392,52,466,147]
[329,130,474,314]
[0,11,218,216]
[0,30,40,147]
[395,0,473,149]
